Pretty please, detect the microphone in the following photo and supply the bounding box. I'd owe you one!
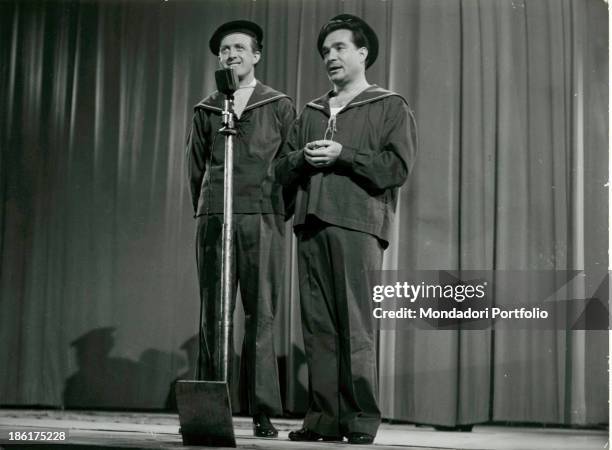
[215,68,239,96]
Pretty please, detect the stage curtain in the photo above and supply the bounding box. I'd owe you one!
[0,0,607,425]
[379,0,608,426]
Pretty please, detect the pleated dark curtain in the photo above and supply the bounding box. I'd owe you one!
[0,0,607,426]
[379,0,608,426]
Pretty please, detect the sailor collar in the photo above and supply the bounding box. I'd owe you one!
[195,81,289,113]
[306,85,406,115]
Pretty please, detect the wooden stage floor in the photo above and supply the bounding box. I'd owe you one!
[0,410,607,450]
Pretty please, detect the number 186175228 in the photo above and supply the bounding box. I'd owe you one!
[5,430,68,442]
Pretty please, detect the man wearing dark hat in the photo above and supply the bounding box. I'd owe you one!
[274,14,417,444]
[186,20,295,438]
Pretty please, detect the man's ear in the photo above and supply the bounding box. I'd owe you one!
[253,51,261,65]
[358,47,368,65]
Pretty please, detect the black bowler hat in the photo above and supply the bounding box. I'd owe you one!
[317,14,379,68]
[209,20,263,56]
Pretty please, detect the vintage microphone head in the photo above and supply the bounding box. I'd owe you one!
[215,68,239,97]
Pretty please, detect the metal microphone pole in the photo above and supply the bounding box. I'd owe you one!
[175,68,238,448]
[217,95,236,384]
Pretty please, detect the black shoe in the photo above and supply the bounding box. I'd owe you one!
[347,432,374,445]
[288,427,342,442]
[253,413,278,438]
[434,424,473,432]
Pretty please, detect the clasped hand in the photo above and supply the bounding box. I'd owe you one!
[304,140,342,168]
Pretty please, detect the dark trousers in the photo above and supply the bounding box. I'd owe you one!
[297,223,383,437]
[196,213,284,416]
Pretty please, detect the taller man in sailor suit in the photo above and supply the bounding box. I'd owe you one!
[274,14,418,445]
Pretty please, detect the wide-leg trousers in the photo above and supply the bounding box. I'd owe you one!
[297,223,383,437]
[196,213,284,416]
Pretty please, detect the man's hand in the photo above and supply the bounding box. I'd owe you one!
[304,140,343,168]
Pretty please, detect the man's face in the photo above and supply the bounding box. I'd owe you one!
[321,29,367,85]
[218,33,260,79]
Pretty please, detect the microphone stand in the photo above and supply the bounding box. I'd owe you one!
[174,70,238,448]
[217,95,236,384]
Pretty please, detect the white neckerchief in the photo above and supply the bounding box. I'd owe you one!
[233,79,257,119]
[329,105,344,117]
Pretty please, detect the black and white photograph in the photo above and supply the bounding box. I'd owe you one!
[0,0,608,449]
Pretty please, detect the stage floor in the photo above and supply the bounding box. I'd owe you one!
[0,410,607,450]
